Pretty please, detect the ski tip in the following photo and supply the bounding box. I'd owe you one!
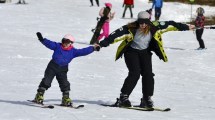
[57,104,84,109]
[163,108,171,111]
[41,105,54,109]
[100,104,116,107]
[48,105,54,109]
[153,107,171,112]
[75,105,84,109]
[78,105,85,107]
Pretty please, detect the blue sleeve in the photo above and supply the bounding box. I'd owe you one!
[161,0,163,8]
[41,38,58,50]
[73,46,94,57]
[152,0,155,9]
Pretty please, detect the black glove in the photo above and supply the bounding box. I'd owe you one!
[36,32,44,42]
[95,46,101,51]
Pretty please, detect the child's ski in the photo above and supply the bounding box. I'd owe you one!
[55,104,84,109]
[27,100,54,109]
[27,100,84,109]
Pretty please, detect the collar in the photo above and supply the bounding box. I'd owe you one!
[61,44,73,51]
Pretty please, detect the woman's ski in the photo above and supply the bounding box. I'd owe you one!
[100,104,171,112]
[27,100,54,109]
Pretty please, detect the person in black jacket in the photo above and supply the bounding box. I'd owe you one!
[98,11,194,108]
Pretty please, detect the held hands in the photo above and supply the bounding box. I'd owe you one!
[93,44,101,51]
[36,32,44,42]
[188,24,195,30]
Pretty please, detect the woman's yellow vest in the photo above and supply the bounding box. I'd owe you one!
[113,22,179,62]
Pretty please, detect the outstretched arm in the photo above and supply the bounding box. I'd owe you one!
[99,25,130,47]
[157,21,194,31]
[73,46,94,57]
[36,32,57,50]
[36,32,44,42]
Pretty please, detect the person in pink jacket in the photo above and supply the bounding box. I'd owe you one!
[97,3,115,41]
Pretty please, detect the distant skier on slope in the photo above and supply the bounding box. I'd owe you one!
[17,0,26,4]
[122,0,134,18]
[90,0,99,7]
[151,0,163,21]
[97,3,115,41]
[195,7,206,50]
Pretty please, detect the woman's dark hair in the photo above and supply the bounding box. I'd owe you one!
[127,21,151,35]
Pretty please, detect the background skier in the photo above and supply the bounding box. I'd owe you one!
[17,0,26,4]
[122,0,134,18]
[195,7,206,50]
[151,0,163,21]
[97,3,115,41]
[90,0,99,7]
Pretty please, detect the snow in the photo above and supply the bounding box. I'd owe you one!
[0,0,215,120]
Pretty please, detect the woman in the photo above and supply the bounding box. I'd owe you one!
[99,11,194,108]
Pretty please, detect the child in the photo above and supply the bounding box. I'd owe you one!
[97,3,115,41]
[195,7,206,50]
[33,32,100,106]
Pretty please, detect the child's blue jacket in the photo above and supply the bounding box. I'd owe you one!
[42,38,94,66]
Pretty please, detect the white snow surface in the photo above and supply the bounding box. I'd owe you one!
[0,0,215,120]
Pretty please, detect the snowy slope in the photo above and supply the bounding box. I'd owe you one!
[0,0,215,120]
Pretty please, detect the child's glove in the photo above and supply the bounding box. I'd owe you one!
[36,32,44,42]
[94,44,101,51]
